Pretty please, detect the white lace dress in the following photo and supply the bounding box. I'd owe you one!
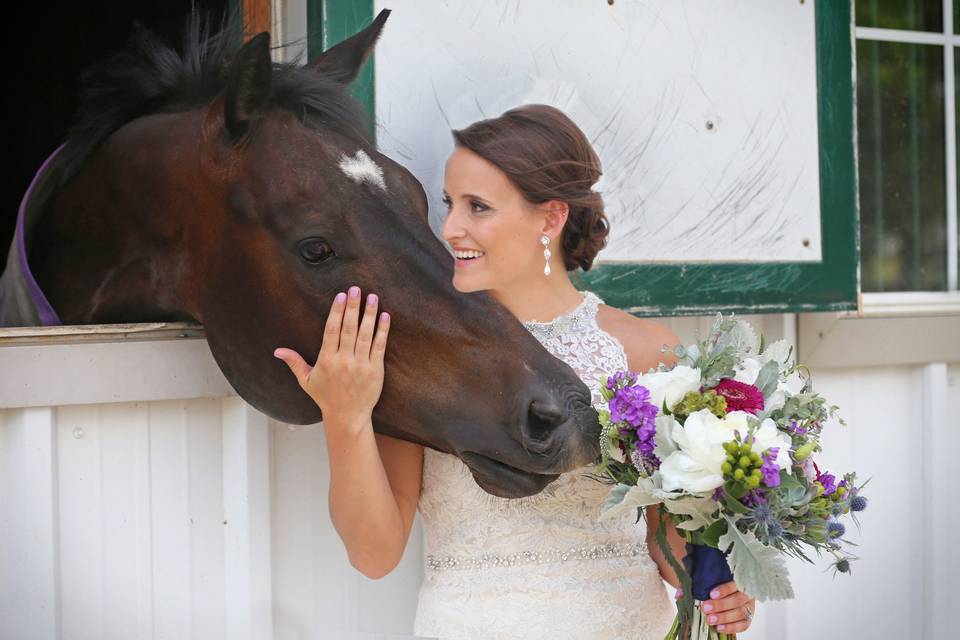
[413,291,677,640]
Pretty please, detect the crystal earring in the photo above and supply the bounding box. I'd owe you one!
[540,234,552,276]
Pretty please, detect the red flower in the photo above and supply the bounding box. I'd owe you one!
[713,378,765,414]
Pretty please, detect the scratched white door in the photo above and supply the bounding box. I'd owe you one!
[373,0,823,264]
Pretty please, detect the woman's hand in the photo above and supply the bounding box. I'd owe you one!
[675,580,756,634]
[273,285,390,431]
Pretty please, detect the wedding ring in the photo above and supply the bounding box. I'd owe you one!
[744,605,754,621]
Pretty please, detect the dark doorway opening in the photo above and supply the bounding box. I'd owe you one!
[2,0,229,264]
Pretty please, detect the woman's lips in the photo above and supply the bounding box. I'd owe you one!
[454,254,484,269]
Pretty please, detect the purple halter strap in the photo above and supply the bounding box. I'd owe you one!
[12,146,65,326]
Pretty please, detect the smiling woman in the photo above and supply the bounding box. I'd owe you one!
[441,104,610,306]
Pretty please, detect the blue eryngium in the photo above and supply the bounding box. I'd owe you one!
[683,543,734,601]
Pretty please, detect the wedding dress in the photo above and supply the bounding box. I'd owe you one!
[413,291,677,640]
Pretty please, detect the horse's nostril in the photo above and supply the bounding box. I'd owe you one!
[522,398,566,453]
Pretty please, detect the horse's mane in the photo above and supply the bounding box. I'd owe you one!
[57,10,372,187]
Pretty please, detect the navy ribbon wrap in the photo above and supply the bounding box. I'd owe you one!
[683,543,734,601]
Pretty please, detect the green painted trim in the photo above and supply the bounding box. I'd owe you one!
[228,0,243,41]
[579,0,860,316]
[308,0,376,131]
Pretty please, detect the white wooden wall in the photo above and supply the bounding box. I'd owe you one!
[1,311,957,639]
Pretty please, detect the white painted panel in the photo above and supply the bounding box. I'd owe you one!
[57,404,106,640]
[0,408,59,640]
[97,403,152,640]
[146,401,193,638]
[781,366,914,638]
[270,422,424,639]
[222,398,274,640]
[0,339,234,409]
[375,0,822,263]
[185,399,228,639]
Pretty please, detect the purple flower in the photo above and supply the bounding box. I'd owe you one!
[788,420,808,436]
[826,519,846,538]
[850,495,868,512]
[609,385,658,429]
[606,370,638,391]
[818,471,837,496]
[712,486,725,502]
[742,489,767,507]
[760,447,781,488]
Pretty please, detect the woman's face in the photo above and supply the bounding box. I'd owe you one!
[441,146,546,293]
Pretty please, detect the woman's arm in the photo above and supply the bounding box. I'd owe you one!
[644,504,688,588]
[324,416,423,579]
[275,286,422,579]
[597,307,686,584]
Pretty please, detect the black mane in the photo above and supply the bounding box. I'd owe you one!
[58,10,372,187]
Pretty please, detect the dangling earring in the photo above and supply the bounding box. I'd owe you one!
[540,234,552,276]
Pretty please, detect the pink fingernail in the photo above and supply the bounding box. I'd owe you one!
[711,589,720,599]
[381,312,390,322]
[717,625,726,631]
[367,293,378,305]
[709,615,717,624]
[703,604,713,612]
[348,287,360,298]
[335,292,346,303]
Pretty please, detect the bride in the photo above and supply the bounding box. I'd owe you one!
[274,104,757,639]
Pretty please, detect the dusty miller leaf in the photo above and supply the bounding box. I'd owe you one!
[718,515,795,602]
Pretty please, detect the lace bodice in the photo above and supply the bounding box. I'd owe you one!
[413,291,676,640]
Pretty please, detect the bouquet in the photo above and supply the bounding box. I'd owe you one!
[594,314,868,640]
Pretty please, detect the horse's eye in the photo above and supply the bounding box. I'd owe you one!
[298,238,335,264]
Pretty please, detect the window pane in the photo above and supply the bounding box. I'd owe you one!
[856,0,942,32]
[857,40,947,291]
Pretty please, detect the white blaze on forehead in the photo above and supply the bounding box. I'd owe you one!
[338,149,387,191]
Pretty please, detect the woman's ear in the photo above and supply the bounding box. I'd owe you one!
[540,200,569,239]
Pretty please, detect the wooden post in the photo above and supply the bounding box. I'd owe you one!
[242,0,272,39]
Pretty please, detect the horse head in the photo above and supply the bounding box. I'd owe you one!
[23,10,601,498]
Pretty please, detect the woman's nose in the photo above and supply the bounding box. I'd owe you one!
[441,207,462,243]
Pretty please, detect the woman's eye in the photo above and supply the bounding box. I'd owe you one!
[441,196,452,209]
[470,200,489,214]
[298,238,335,264]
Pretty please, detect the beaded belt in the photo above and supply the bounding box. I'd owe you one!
[426,541,647,571]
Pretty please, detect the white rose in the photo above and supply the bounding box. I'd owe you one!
[658,409,740,494]
[636,365,701,410]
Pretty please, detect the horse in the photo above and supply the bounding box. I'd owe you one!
[0,10,601,498]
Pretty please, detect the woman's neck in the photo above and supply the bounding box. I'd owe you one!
[490,273,585,324]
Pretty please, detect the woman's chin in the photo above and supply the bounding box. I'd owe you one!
[452,274,485,293]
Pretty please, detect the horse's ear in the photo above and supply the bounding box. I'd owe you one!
[308,9,390,85]
[224,32,273,139]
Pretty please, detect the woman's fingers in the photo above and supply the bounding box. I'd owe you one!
[319,291,347,358]
[273,348,312,388]
[702,581,755,633]
[355,292,379,357]
[338,286,362,354]
[370,311,390,363]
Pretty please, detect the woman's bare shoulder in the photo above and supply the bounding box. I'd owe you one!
[596,303,680,372]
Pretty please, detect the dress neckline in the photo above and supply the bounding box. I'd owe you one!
[521,291,601,336]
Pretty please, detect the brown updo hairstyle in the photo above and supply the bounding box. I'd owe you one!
[451,104,610,272]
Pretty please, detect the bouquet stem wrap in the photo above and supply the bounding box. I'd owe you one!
[656,507,736,640]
